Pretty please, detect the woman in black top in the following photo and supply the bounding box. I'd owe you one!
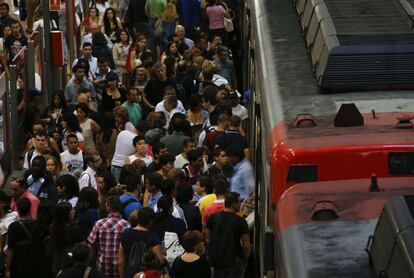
[47,202,83,276]
[170,230,211,278]
[101,71,126,112]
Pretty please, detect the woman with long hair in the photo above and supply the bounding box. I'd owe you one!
[61,113,85,151]
[101,71,126,112]
[45,155,63,179]
[113,29,132,85]
[40,90,68,135]
[47,202,83,276]
[186,94,208,136]
[81,6,100,36]
[74,187,100,239]
[160,41,180,63]
[56,174,80,207]
[130,66,150,93]
[75,103,101,152]
[96,112,118,166]
[91,0,110,20]
[126,34,150,74]
[102,7,123,44]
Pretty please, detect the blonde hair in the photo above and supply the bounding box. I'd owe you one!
[162,2,178,22]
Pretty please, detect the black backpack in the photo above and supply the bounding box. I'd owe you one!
[207,213,237,268]
[125,241,148,278]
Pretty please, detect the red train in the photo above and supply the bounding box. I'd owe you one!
[244,0,414,275]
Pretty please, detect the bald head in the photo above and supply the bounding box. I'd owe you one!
[90,22,99,33]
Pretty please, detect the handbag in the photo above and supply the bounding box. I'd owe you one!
[223,16,234,32]
[155,19,164,38]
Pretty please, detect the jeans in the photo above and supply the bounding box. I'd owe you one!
[111,165,122,183]
[213,257,246,278]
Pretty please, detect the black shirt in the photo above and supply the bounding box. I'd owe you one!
[206,211,249,259]
[178,203,202,231]
[144,78,174,106]
[5,34,27,62]
[151,215,187,241]
[170,256,211,278]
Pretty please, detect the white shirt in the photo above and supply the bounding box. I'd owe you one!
[23,149,42,169]
[232,104,249,120]
[155,100,186,115]
[0,211,18,235]
[112,130,137,167]
[128,154,153,166]
[60,150,84,175]
[174,154,188,168]
[78,167,97,190]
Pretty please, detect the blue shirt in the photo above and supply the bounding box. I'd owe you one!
[120,193,142,220]
[148,191,163,209]
[230,159,254,200]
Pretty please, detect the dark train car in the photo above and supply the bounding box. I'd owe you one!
[245,0,414,275]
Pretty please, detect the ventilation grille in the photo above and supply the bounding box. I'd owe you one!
[296,0,414,89]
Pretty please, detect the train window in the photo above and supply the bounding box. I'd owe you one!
[287,165,318,183]
[389,153,414,175]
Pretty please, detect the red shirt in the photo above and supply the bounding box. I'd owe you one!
[11,191,39,220]
[202,199,225,224]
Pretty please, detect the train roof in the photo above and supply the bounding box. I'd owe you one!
[276,177,414,277]
[252,0,414,131]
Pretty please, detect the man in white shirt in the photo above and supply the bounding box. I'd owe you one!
[23,132,47,169]
[155,83,186,115]
[111,128,138,181]
[174,137,196,168]
[163,95,185,129]
[60,134,84,176]
[72,42,98,80]
[79,151,102,190]
[175,25,194,50]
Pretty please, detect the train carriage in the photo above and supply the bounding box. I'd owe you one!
[245,0,414,275]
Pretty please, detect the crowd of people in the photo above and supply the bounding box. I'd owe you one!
[0,0,255,277]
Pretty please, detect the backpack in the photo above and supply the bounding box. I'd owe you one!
[121,198,140,219]
[125,241,148,278]
[26,148,35,168]
[164,231,185,267]
[207,213,237,268]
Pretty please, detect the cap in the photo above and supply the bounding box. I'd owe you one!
[212,75,229,87]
